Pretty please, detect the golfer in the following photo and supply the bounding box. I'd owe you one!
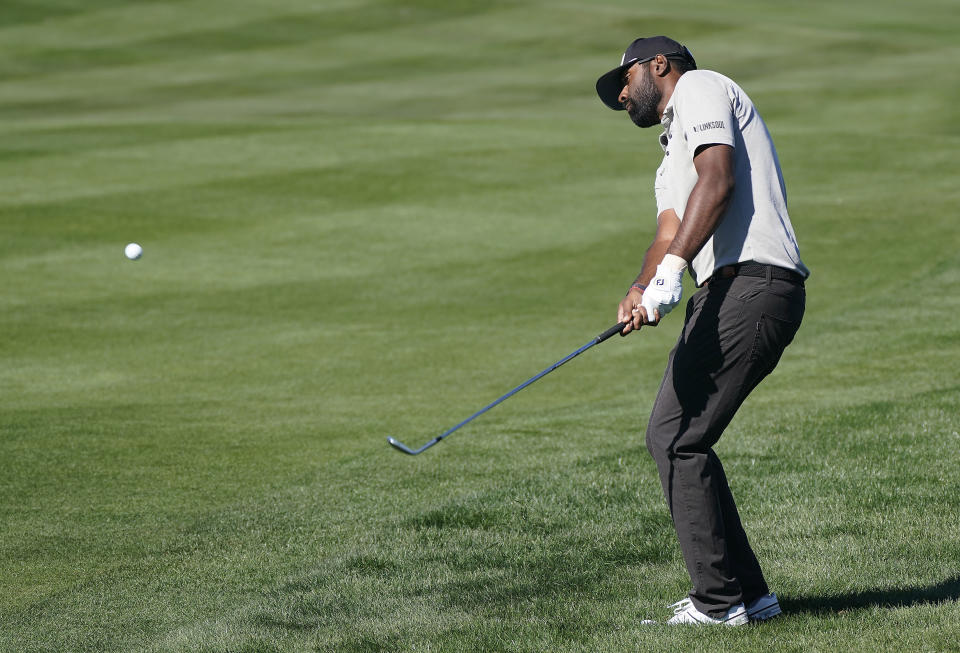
[596,36,808,625]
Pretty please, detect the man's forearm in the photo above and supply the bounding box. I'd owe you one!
[628,208,682,293]
[619,209,681,331]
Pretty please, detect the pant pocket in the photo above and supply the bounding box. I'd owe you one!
[749,312,801,369]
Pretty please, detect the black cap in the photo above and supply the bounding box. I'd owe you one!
[595,36,696,110]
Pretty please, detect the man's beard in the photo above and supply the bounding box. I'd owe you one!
[626,71,662,128]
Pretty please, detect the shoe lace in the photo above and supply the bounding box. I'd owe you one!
[669,598,693,615]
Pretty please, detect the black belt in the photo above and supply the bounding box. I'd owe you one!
[708,262,805,286]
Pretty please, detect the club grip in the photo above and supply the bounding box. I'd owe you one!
[596,322,629,343]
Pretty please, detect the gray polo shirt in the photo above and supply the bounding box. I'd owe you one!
[654,70,809,286]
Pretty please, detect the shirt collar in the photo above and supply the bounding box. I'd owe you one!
[658,93,678,150]
[660,93,676,130]
[658,104,674,151]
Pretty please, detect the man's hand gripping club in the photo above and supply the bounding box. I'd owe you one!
[618,253,687,333]
[640,253,686,322]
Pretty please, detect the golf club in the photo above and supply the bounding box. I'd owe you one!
[387,321,629,455]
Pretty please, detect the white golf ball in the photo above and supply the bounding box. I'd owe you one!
[124,243,143,260]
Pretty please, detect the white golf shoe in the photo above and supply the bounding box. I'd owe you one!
[746,592,782,621]
[665,598,748,626]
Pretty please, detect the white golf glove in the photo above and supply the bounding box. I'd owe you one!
[640,254,686,323]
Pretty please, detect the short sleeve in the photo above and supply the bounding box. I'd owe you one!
[674,72,736,153]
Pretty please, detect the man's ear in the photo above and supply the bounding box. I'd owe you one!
[652,54,672,77]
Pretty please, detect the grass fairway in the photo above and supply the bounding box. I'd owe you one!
[2,0,959,650]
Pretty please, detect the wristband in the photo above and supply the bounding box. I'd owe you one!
[628,283,647,295]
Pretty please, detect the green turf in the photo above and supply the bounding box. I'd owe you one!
[2,0,959,650]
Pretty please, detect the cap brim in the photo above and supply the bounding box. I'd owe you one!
[596,58,636,111]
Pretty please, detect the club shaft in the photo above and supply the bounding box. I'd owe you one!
[388,322,627,454]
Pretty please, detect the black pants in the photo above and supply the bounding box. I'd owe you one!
[645,272,805,618]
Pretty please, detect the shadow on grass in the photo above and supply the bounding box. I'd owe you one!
[784,574,960,615]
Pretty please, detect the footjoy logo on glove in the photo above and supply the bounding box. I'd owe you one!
[656,279,664,286]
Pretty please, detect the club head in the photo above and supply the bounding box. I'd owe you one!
[387,436,441,455]
[387,437,418,455]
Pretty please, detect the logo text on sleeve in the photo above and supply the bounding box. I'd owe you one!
[692,121,725,133]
